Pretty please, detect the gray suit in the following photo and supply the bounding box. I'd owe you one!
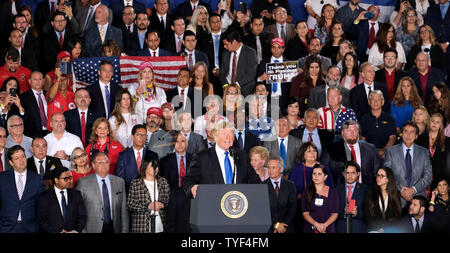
[263,135,302,176]
[76,174,129,233]
[307,84,351,109]
[384,144,432,207]
[220,44,258,96]
[263,23,296,42]
[186,132,206,155]
[146,129,172,160]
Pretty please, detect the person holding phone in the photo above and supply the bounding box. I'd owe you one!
[349,5,381,63]
[0,77,25,119]
[428,178,450,232]
[45,69,75,131]
[43,51,73,91]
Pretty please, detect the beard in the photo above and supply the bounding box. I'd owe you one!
[345,138,358,145]
[325,76,339,86]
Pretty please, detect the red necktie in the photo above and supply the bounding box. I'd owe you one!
[81,112,86,146]
[347,185,353,203]
[180,88,185,107]
[368,22,375,49]
[349,145,357,163]
[51,1,55,16]
[192,5,196,12]
[177,36,182,52]
[153,51,156,57]
[136,151,142,173]
[231,52,237,84]
[179,155,186,187]
[59,32,64,49]
[0,153,3,172]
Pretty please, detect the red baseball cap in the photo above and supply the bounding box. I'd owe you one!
[57,51,71,60]
[271,37,285,47]
[147,107,162,117]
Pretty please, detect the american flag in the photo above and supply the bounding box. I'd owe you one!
[73,56,186,90]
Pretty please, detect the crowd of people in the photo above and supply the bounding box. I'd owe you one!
[0,0,449,234]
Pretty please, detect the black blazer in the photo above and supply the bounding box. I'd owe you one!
[162,32,185,55]
[284,35,308,61]
[165,86,197,117]
[289,126,334,165]
[111,0,146,27]
[336,182,368,233]
[408,67,446,104]
[175,0,211,20]
[406,44,446,72]
[138,47,173,56]
[232,130,261,153]
[64,108,97,146]
[374,69,409,100]
[264,178,297,233]
[36,188,87,233]
[397,214,433,233]
[86,82,122,118]
[160,152,193,190]
[27,156,63,180]
[40,27,76,74]
[242,32,272,61]
[350,81,390,119]
[364,187,402,232]
[200,32,225,72]
[0,47,38,71]
[176,49,210,69]
[182,147,262,197]
[149,13,174,42]
[20,90,47,139]
[124,29,147,56]
[34,1,51,33]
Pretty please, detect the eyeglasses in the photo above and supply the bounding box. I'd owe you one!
[73,153,87,160]
[59,176,73,182]
[275,11,287,15]
[419,30,430,34]
[10,123,23,128]
[407,14,416,17]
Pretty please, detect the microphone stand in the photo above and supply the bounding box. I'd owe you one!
[345,214,352,233]
[150,165,157,233]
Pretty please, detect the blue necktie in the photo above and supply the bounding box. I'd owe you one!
[104,85,110,117]
[102,179,112,223]
[440,4,448,19]
[224,151,233,184]
[213,34,220,67]
[272,60,279,93]
[280,139,287,174]
[60,190,67,221]
[405,149,412,186]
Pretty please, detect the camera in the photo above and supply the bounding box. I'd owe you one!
[59,61,72,75]
[364,12,375,19]
[63,1,72,7]
[239,2,247,14]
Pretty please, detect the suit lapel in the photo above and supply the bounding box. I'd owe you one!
[210,148,225,184]
[51,189,65,221]
[110,176,117,218]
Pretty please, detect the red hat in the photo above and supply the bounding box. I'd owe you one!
[161,102,174,111]
[138,61,154,70]
[57,51,71,60]
[271,37,285,47]
[147,107,162,117]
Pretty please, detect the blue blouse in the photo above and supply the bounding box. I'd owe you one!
[390,100,415,128]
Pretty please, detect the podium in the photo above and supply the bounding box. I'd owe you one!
[190,184,271,233]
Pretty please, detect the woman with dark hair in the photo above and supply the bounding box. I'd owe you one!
[427,82,449,124]
[127,155,170,233]
[109,89,143,148]
[428,178,450,232]
[285,97,303,129]
[285,21,310,61]
[335,40,355,71]
[301,163,338,233]
[313,4,337,44]
[368,23,406,70]
[85,118,124,175]
[101,40,122,57]
[321,22,345,65]
[339,52,361,90]
[391,76,423,132]
[0,77,24,116]
[364,167,402,233]
[289,142,334,200]
[290,55,325,116]
[64,37,83,60]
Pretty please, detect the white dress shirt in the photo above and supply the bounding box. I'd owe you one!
[364,82,374,98]
[177,86,189,109]
[345,142,362,182]
[99,80,111,118]
[32,89,48,130]
[133,147,144,165]
[215,144,235,184]
[44,131,84,168]
[144,179,164,233]
[33,156,47,176]
[54,186,68,217]
[226,43,243,83]
[95,173,113,219]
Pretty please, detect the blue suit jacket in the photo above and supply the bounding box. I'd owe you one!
[83,24,124,57]
[409,67,446,105]
[138,48,173,57]
[349,20,384,63]
[425,4,450,44]
[336,182,368,233]
[0,169,45,233]
[110,0,146,27]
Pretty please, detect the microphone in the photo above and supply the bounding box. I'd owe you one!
[228,146,239,160]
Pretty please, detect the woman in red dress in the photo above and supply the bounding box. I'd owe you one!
[70,147,94,188]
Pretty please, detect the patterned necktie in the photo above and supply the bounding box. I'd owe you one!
[17,174,24,220]
[347,185,353,203]
[280,25,286,42]
[179,155,185,187]
[104,85,110,117]
[136,151,142,172]
[39,160,45,176]
[37,92,47,128]
[231,52,237,84]
[405,149,413,186]
[224,151,233,184]
[275,181,280,198]
[60,190,67,221]
[280,139,287,174]
[100,25,105,44]
[81,112,86,146]
[59,31,64,49]
[102,179,112,223]
[255,35,262,62]
[180,88,185,107]
[308,132,313,142]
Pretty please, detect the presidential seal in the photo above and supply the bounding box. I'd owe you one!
[220,191,248,219]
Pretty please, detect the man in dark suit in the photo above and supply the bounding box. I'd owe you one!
[0,127,12,172]
[34,0,55,33]
[83,4,123,57]
[36,166,87,233]
[28,138,63,189]
[242,15,272,64]
[162,16,186,55]
[265,155,296,233]
[398,195,432,233]
[308,66,350,109]
[116,5,135,40]
[350,62,389,119]
[349,5,383,63]
[40,11,75,74]
[384,121,432,208]
[0,29,38,71]
[124,11,149,56]
[0,0,23,50]
[233,108,261,153]
[175,0,211,21]
[176,30,209,69]
[328,120,383,186]
[335,161,368,233]
[220,30,258,97]
[64,88,96,146]
[149,0,174,42]
[115,124,152,192]
[182,121,261,198]
[77,0,114,35]
[86,60,122,119]
[160,131,192,233]
[110,0,145,28]
[201,13,224,94]
[20,71,48,139]
[166,68,198,117]
[0,145,45,233]
[178,111,206,155]
[408,52,446,104]
[374,48,409,102]
[138,30,173,56]
[13,13,40,60]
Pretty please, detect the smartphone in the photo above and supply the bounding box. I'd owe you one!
[9,88,17,97]
[364,12,375,19]
[239,2,247,14]
[348,199,356,213]
[59,61,72,75]
[220,0,226,10]
[63,0,72,7]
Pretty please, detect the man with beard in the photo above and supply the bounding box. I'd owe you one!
[124,11,150,56]
[0,47,31,93]
[328,120,382,186]
[398,195,432,233]
[307,66,350,109]
[145,107,172,160]
[335,0,366,41]
[297,37,332,75]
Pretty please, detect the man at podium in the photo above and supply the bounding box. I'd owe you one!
[182,121,261,198]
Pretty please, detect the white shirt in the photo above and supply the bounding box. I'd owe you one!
[33,156,47,176]
[32,89,48,129]
[190,1,198,11]
[144,179,164,233]
[44,131,84,168]
[278,136,288,153]
[177,86,189,109]
[133,147,144,165]
[215,144,235,184]
[135,86,167,121]
[175,33,184,52]
[99,80,111,118]
[185,49,196,68]
[368,42,406,71]
[149,47,161,57]
[226,43,243,83]
[95,173,113,219]
[345,142,362,182]
[157,13,167,28]
[14,170,27,193]
[109,113,143,148]
[364,82,374,98]
[78,108,88,121]
[54,186,68,217]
